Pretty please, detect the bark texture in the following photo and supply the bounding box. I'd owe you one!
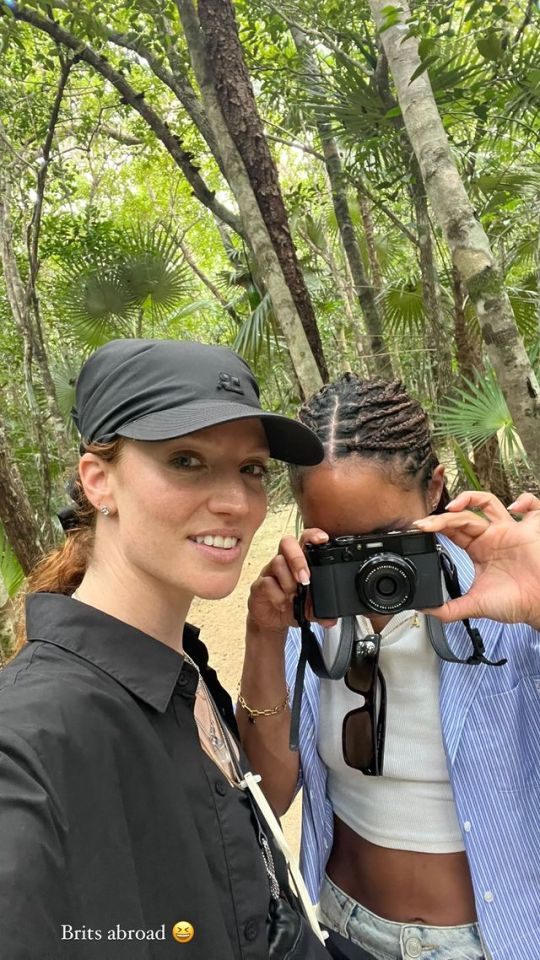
[373,50,449,397]
[197,0,328,380]
[410,171,452,404]
[0,418,47,574]
[292,26,393,379]
[175,0,324,396]
[369,0,540,477]
[452,267,511,501]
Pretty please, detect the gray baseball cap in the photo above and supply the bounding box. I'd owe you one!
[72,338,323,465]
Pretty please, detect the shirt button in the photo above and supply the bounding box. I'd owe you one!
[215,779,227,797]
[484,891,494,902]
[244,919,259,941]
[463,820,472,832]
[177,674,188,687]
[405,936,422,958]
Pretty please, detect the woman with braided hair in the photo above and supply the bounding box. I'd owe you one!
[239,375,540,960]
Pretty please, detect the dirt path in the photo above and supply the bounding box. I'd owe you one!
[190,505,302,856]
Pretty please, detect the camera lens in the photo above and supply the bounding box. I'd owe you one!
[377,577,397,597]
[355,553,416,613]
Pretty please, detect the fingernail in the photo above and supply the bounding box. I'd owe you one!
[299,570,310,585]
[507,502,518,511]
[412,519,427,526]
[445,498,456,509]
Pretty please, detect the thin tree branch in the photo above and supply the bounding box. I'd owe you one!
[178,237,241,323]
[267,127,418,246]
[105,25,223,167]
[97,124,144,146]
[264,0,366,72]
[27,56,72,286]
[515,0,534,45]
[1,1,244,236]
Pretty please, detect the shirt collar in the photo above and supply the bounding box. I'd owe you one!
[25,593,200,713]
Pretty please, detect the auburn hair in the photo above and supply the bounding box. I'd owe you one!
[14,438,124,652]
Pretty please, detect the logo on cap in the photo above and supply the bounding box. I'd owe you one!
[217,372,244,395]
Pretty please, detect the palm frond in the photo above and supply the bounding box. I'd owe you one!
[60,262,138,347]
[433,371,527,472]
[233,293,274,364]
[382,277,425,335]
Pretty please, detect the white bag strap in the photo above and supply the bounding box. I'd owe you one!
[238,771,327,944]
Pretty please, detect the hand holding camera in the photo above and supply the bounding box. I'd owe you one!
[247,528,338,637]
[413,489,540,629]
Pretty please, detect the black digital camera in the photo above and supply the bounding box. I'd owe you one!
[305,529,444,618]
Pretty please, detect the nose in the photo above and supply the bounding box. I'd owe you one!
[207,474,251,517]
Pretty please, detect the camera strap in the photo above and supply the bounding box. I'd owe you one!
[289,555,507,751]
[430,551,507,667]
[290,588,355,750]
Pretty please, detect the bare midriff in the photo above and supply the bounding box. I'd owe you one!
[326,815,477,925]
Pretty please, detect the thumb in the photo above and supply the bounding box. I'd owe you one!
[420,595,477,624]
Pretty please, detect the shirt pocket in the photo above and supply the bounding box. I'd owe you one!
[468,675,540,792]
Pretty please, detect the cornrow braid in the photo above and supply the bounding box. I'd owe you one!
[290,374,447,504]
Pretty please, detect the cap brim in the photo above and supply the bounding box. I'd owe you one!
[115,400,323,466]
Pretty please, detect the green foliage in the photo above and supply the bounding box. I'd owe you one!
[0,0,539,556]
[0,527,24,599]
[434,369,528,473]
[59,224,193,345]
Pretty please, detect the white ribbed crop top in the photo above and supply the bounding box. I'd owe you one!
[317,610,465,852]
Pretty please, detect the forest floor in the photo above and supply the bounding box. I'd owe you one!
[190,504,302,857]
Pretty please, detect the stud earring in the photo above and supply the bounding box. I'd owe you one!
[100,505,111,516]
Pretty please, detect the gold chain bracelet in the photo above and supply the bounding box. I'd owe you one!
[237,685,289,724]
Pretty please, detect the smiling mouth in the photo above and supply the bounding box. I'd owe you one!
[188,535,240,550]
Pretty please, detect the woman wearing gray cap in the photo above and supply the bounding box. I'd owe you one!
[0,339,328,960]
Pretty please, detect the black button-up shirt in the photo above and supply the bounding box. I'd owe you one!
[0,593,274,959]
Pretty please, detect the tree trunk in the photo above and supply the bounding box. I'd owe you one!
[196,0,328,382]
[292,25,393,379]
[175,0,324,397]
[357,190,384,301]
[369,0,540,479]
[452,267,511,501]
[0,417,48,575]
[0,183,70,464]
[452,266,482,383]
[373,50,447,395]
[410,169,452,404]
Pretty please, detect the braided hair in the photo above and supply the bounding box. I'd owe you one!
[290,375,448,510]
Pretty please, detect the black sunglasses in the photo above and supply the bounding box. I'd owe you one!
[342,634,386,776]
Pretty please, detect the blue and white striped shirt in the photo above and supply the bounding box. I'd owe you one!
[284,536,540,960]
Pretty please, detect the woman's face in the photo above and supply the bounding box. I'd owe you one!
[297,457,444,538]
[88,419,269,603]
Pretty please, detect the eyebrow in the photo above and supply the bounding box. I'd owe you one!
[166,440,270,457]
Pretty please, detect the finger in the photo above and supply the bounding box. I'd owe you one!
[278,535,312,585]
[445,490,511,523]
[507,492,540,514]
[413,510,488,539]
[253,575,292,612]
[298,528,329,548]
[267,554,298,598]
[420,595,479,624]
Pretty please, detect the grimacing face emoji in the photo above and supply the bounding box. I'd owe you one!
[172,921,195,943]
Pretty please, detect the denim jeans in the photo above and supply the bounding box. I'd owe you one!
[319,874,491,960]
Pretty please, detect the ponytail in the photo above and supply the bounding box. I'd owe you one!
[14,438,124,652]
